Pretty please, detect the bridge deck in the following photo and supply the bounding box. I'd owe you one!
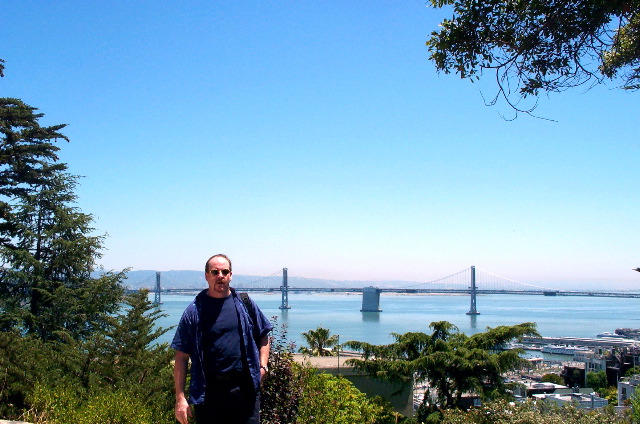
[148,287,640,298]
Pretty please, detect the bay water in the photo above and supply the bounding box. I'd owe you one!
[153,292,640,352]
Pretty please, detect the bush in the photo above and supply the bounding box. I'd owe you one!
[0,291,175,424]
[442,398,627,424]
[262,318,406,424]
[296,365,384,424]
[261,318,302,424]
[27,384,155,424]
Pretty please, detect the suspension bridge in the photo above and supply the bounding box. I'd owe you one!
[140,266,640,313]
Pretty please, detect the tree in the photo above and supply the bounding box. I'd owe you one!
[586,370,609,394]
[92,289,173,389]
[541,373,564,385]
[344,321,539,417]
[0,98,68,247]
[0,99,125,341]
[1,290,176,423]
[85,289,174,423]
[625,365,640,376]
[0,170,124,341]
[299,326,340,357]
[427,0,640,114]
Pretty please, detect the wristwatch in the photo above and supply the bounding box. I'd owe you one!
[260,365,269,372]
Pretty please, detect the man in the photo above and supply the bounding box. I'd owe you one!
[172,254,273,424]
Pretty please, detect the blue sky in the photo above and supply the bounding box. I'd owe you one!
[2,1,638,288]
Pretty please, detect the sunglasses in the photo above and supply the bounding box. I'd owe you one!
[208,268,231,276]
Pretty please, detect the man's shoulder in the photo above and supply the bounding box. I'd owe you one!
[181,292,205,317]
[234,291,254,316]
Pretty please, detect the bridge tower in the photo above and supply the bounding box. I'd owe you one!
[467,266,480,315]
[154,271,162,306]
[279,268,291,309]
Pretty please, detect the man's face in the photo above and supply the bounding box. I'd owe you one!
[205,256,233,298]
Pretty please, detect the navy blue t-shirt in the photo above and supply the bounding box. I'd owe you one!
[200,294,244,376]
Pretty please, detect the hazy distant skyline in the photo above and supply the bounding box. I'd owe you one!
[2,2,638,288]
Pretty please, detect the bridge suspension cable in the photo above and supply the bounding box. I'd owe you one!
[404,266,558,292]
[474,268,556,291]
[406,267,473,289]
[238,270,282,288]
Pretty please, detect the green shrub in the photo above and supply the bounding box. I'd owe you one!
[296,366,384,424]
[630,388,640,423]
[27,384,156,424]
[261,318,302,424]
[442,398,627,424]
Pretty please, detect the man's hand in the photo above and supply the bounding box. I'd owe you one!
[175,396,192,424]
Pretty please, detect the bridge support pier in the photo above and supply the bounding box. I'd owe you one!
[467,266,480,315]
[361,287,382,312]
[279,268,291,309]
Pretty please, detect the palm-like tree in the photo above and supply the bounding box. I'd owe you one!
[299,326,339,357]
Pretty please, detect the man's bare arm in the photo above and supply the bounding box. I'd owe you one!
[259,335,270,381]
[174,350,192,424]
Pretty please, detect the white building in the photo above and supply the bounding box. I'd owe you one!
[618,374,640,406]
[573,349,608,374]
[532,392,608,409]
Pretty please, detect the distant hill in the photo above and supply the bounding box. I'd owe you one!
[117,270,412,290]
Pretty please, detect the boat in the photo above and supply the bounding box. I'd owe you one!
[597,331,626,339]
[507,342,542,351]
[541,345,582,355]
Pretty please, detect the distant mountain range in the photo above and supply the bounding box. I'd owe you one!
[119,270,407,290]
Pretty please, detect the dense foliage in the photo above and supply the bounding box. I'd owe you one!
[442,398,627,424]
[295,365,388,424]
[625,366,640,377]
[540,373,565,385]
[427,0,640,113]
[0,290,174,424]
[631,388,640,422]
[263,321,408,424]
[261,318,302,424]
[586,370,609,394]
[345,321,539,419]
